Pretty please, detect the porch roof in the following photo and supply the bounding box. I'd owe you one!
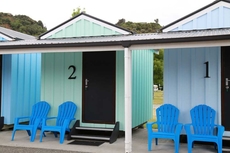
[0,28,229,53]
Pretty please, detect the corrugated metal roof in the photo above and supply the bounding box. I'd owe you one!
[0,28,229,49]
[0,27,36,40]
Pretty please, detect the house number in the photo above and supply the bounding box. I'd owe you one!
[204,61,210,78]
[68,65,76,79]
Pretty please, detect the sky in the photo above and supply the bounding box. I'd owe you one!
[0,0,215,30]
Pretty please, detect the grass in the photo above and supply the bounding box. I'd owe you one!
[144,90,163,129]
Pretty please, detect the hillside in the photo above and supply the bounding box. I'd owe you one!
[0,12,47,37]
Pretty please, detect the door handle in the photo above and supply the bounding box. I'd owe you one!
[226,78,230,91]
[85,79,89,90]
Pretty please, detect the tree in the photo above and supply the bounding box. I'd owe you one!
[154,49,164,86]
[117,19,164,86]
[72,7,86,17]
[0,12,47,36]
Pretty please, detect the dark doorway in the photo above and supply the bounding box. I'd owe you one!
[82,51,116,124]
[221,46,230,130]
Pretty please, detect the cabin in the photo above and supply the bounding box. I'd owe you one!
[38,13,153,134]
[162,0,230,136]
[0,27,41,130]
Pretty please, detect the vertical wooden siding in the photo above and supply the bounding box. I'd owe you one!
[132,50,153,128]
[164,47,221,125]
[172,6,230,31]
[41,53,82,121]
[2,54,41,124]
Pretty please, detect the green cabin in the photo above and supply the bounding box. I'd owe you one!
[39,13,153,132]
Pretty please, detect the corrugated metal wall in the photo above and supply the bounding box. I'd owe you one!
[164,47,221,126]
[172,5,230,31]
[2,54,41,124]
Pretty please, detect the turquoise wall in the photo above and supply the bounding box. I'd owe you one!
[2,54,41,124]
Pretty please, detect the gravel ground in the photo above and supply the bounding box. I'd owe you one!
[0,146,90,153]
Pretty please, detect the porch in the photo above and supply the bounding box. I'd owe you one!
[0,128,217,153]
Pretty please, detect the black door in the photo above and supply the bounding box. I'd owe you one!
[221,46,230,130]
[82,51,116,124]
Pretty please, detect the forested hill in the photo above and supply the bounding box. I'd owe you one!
[0,12,47,36]
[116,18,162,33]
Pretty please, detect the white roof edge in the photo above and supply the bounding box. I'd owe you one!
[41,14,130,39]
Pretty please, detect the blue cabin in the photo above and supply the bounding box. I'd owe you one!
[0,27,41,128]
[162,0,230,135]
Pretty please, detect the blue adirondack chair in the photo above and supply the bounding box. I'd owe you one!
[39,101,77,144]
[184,104,225,153]
[11,101,51,142]
[147,104,183,153]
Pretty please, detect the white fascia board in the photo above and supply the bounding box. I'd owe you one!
[41,14,130,39]
[130,39,230,50]
[163,1,230,32]
[0,33,13,41]
[0,45,124,54]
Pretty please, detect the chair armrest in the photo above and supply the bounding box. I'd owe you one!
[175,123,183,134]
[14,116,31,124]
[146,122,157,133]
[214,124,225,137]
[184,123,193,135]
[41,117,58,126]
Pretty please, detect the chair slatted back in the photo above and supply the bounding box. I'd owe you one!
[29,101,50,125]
[156,104,179,133]
[56,101,77,126]
[190,104,215,135]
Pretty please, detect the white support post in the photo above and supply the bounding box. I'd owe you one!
[124,47,132,153]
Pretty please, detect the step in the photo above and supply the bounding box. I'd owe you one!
[71,134,110,141]
[223,148,230,152]
[75,127,113,131]
[223,136,230,140]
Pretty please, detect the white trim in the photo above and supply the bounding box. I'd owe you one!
[124,47,132,153]
[0,46,124,54]
[41,14,130,39]
[0,33,13,41]
[130,39,230,50]
[163,1,230,32]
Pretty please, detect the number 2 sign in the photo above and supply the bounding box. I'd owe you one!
[68,65,76,79]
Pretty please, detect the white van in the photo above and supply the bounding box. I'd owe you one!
[153,85,158,92]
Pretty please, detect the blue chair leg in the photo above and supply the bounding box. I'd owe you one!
[155,138,158,145]
[11,130,16,141]
[148,137,152,151]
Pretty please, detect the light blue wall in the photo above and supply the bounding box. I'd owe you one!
[2,54,41,124]
[171,6,230,31]
[164,47,221,125]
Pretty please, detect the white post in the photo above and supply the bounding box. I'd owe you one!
[124,47,132,153]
